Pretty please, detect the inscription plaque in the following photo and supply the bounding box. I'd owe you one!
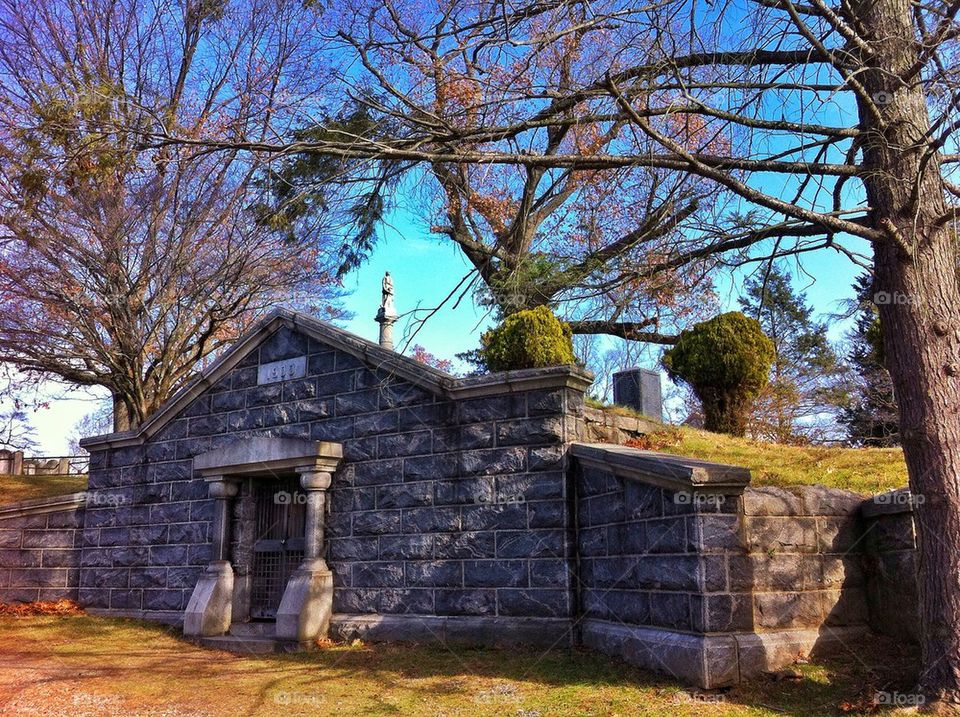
[257,356,307,385]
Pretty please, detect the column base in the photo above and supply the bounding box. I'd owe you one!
[184,561,234,637]
[275,561,333,643]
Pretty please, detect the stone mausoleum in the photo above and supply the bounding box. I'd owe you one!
[0,309,922,688]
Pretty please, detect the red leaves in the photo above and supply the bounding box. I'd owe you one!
[0,599,83,617]
[411,344,452,373]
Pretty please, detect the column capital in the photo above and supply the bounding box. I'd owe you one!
[205,476,240,499]
[298,469,332,492]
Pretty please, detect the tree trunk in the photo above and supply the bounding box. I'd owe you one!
[855,0,960,701]
[112,393,133,433]
[700,389,750,437]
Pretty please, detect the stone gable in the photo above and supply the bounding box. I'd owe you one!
[79,318,588,622]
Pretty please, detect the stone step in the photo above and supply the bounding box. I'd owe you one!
[228,622,275,638]
[199,634,283,655]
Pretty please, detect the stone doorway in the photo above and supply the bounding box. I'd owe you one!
[249,476,305,620]
[183,437,342,648]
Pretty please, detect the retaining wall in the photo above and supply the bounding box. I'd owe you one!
[0,493,85,603]
[571,444,870,687]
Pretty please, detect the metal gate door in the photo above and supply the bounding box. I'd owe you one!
[250,476,306,619]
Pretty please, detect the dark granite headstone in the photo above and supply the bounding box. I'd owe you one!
[612,368,663,421]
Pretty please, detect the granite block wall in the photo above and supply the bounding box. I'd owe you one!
[573,451,873,686]
[575,462,720,633]
[738,485,869,632]
[0,494,85,603]
[80,325,585,622]
[576,470,869,637]
[0,311,922,688]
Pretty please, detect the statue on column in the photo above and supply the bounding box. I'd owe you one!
[381,271,396,317]
[375,271,398,350]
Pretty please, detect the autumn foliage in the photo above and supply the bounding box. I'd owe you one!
[0,599,83,617]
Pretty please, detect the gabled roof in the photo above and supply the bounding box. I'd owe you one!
[81,308,593,450]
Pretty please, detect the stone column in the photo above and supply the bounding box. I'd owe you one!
[276,468,335,644]
[300,469,332,568]
[208,478,238,561]
[184,477,238,637]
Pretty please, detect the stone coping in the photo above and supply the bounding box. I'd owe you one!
[81,308,594,451]
[0,491,87,519]
[583,406,662,434]
[570,443,751,494]
[193,437,343,477]
[861,487,918,518]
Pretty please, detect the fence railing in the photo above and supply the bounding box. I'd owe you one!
[0,451,89,476]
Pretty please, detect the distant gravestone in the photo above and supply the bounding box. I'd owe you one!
[612,368,663,421]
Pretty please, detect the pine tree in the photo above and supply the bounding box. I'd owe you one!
[738,265,846,442]
[839,274,900,446]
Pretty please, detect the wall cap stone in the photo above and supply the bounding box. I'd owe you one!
[570,442,751,494]
[0,491,86,519]
[743,485,866,517]
[80,308,594,451]
[193,437,342,477]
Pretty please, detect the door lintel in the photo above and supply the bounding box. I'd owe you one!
[194,437,342,478]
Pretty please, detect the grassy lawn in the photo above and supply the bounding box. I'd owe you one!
[656,426,907,495]
[0,614,920,716]
[0,473,87,505]
[590,401,907,495]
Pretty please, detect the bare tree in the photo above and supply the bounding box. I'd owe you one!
[215,0,739,342]
[0,0,344,430]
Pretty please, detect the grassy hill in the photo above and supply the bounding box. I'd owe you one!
[628,424,907,495]
[0,473,88,505]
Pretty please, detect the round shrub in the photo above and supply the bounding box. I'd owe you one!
[662,311,775,436]
[480,306,575,372]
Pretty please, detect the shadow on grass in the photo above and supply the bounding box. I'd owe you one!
[0,615,921,717]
